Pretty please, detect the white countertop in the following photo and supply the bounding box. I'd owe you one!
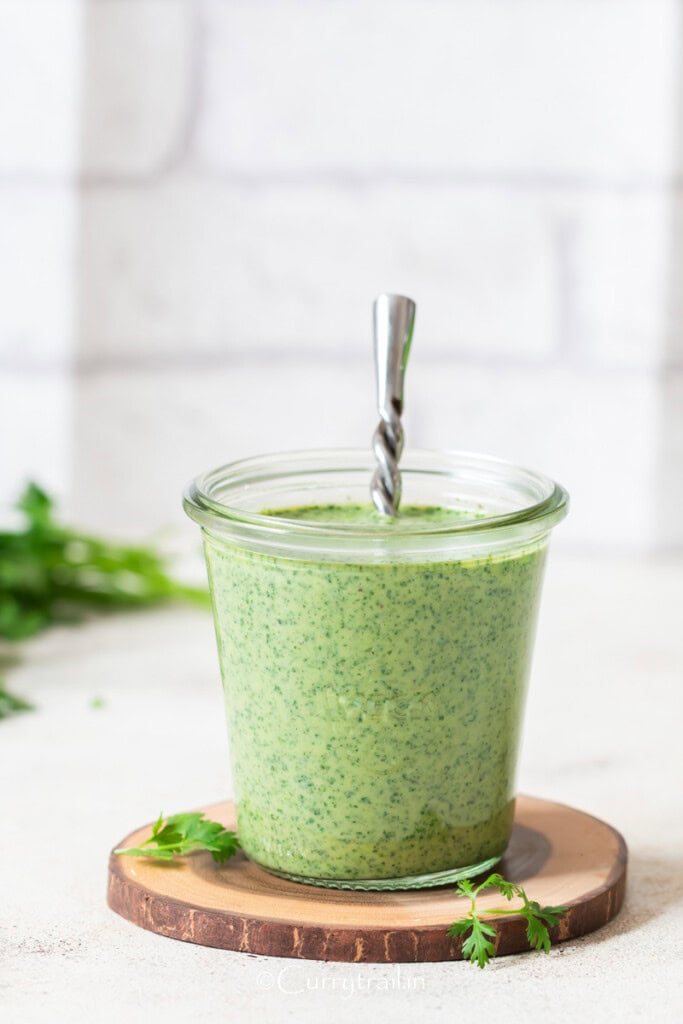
[3,552,682,1023]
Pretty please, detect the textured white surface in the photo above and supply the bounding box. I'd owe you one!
[80,0,193,177]
[0,187,78,364]
[198,0,679,178]
[77,179,559,360]
[73,181,681,368]
[2,552,682,1022]
[572,192,679,368]
[54,361,671,550]
[0,371,73,507]
[0,0,82,174]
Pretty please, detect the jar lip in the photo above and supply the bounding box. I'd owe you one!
[183,447,569,539]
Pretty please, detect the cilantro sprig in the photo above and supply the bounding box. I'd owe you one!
[115,812,240,864]
[0,482,209,717]
[116,825,567,965]
[448,873,567,968]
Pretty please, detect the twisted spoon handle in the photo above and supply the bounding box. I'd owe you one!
[371,294,416,516]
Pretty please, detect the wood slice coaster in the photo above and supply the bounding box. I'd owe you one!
[107,795,626,963]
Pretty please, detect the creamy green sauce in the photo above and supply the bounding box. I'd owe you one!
[204,504,547,882]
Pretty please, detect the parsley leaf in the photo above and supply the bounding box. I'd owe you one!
[448,872,568,968]
[525,911,552,953]
[115,811,240,864]
[454,877,475,898]
[461,916,497,969]
[482,872,516,901]
[1,482,209,718]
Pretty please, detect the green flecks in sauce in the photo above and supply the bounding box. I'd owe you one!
[203,504,547,881]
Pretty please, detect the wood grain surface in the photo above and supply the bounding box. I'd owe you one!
[107,795,627,962]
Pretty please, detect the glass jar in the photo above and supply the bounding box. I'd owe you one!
[184,449,568,890]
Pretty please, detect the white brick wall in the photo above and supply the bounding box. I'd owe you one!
[80,0,194,177]
[67,362,375,534]
[0,2,81,505]
[572,193,678,369]
[77,180,559,361]
[1,0,682,550]
[0,1,82,174]
[412,363,664,548]
[0,188,78,365]
[65,361,675,551]
[1,371,74,504]
[198,0,679,180]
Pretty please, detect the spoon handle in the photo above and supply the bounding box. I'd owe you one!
[371,293,416,516]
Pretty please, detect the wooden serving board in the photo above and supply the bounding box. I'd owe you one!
[107,795,626,963]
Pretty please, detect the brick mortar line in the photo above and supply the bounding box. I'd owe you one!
[1,352,680,377]
[0,169,682,195]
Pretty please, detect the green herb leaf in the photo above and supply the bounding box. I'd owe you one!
[525,912,552,953]
[17,482,53,531]
[446,919,472,938]
[536,905,568,928]
[0,681,34,719]
[1,482,210,719]
[461,916,497,969]
[454,877,475,899]
[115,812,240,865]
[448,872,568,968]
[481,872,516,901]
[116,845,177,861]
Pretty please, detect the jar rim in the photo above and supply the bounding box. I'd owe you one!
[183,447,569,542]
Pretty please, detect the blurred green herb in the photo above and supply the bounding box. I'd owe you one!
[0,681,34,719]
[448,873,567,968]
[1,482,209,717]
[115,811,240,863]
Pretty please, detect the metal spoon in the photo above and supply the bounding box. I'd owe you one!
[371,293,416,516]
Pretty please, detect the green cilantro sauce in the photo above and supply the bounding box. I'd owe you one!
[204,504,547,882]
